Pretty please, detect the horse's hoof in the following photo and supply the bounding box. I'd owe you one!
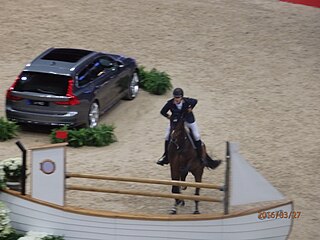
[169,210,177,215]
[193,210,200,214]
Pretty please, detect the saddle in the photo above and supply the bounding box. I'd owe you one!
[184,124,220,167]
[184,126,196,149]
[184,125,207,159]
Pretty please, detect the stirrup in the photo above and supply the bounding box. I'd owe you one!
[157,156,169,166]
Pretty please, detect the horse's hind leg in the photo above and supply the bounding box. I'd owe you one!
[193,170,203,214]
[193,187,200,214]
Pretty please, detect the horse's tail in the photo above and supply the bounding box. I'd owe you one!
[205,154,222,169]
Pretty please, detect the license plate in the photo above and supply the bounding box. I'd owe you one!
[27,100,49,106]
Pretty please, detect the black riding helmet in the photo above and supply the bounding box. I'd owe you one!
[173,88,184,98]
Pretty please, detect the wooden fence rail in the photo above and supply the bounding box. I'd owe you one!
[66,173,224,190]
[67,185,223,202]
[66,173,224,202]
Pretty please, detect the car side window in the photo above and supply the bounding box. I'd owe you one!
[77,63,95,87]
[96,57,120,73]
[91,58,111,77]
[77,57,117,87]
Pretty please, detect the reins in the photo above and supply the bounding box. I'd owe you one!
[170,131,188,151]
[170,116,189,152]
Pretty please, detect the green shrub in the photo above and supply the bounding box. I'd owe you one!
[138,66,172,95]
[51,124,116,147]
[42,235,65,240]
[0,231,24,240]
[137,66,148,89]
[67,128,87,148]
[84,124,116,147]
[0,118,19,142]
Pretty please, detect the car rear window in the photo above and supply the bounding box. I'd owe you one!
[14,72,70,96]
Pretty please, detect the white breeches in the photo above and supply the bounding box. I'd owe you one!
[165,121,201,141]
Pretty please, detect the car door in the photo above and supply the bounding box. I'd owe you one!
[106,56,131,98]
[89,56,120,112]
[75,62,98,108]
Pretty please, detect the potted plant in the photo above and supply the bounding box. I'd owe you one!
[138,66,172,95]
[0,202,11,237]
[0,117,19,142]
[18,231,64,240]
[0,157,22,191]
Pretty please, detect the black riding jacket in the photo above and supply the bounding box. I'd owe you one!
[160,97,198,123]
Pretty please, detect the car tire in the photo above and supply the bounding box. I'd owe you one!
[124,71,139,100]
[87,101,99,128]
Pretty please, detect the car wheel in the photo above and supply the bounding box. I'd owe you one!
[125,72,139,100]
[88,102,99,128]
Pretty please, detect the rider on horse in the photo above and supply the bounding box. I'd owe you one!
[157,87,205,166]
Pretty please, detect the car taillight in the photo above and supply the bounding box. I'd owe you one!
[6,76,23,101]
[55,96,80,105]
[54,79,80,105]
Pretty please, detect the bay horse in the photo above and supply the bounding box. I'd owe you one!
[168,116,221,214]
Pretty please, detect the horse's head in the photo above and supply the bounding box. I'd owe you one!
[170,115,187,149]
[170,113,183,129]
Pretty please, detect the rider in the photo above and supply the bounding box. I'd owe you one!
[157,87,204,166]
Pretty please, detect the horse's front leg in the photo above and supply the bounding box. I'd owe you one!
[170,162,182,214]
[180,169,188,191]
[170,184,182,214]
[169,155,185,214]
[170,174,186,213]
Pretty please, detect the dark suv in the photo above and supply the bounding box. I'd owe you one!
[6,48,139,128]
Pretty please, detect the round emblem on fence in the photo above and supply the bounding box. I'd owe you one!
[40,159,56,174]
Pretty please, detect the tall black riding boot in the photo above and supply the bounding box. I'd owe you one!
[195,140,206,164]
[157,140,170,166]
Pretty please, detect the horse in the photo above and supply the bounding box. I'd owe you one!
[168,116,221,214]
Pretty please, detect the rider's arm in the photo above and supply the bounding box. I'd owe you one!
[185,98,198,110]
[160,101,172,119]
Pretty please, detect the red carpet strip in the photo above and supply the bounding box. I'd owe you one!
[280,0,320,8]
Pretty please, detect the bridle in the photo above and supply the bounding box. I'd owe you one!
[170,121,188,151]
